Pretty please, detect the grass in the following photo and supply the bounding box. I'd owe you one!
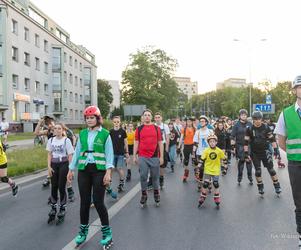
[7,146,48,177]
[7,132,34,142]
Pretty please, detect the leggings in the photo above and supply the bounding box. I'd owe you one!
[183,144,194,167]
[50,161,69,205]
[78,163,109,226]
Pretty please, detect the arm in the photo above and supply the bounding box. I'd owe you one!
[68,139,81,170]
[103,136,114,186]
[47,152,53,177]
[277,135,287,152]
[133,140,139,164]
[159,141,164,165]
[165,134,170,152]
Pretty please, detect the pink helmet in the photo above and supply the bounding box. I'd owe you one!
[83,106,101,117]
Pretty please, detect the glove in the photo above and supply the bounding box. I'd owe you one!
[273,147,280,159]
[176,147,181,154]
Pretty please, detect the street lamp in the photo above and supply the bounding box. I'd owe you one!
[233,38,267,115]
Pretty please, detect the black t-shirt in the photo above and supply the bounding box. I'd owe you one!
[245,124,273,154]
[215,128,227,150]
[169,128,179,146]
[110,128,127,155]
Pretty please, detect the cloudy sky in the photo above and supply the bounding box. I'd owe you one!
[32,0,301,93]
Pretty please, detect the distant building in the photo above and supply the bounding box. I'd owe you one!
[173,77,198,99]
[108,80,120,111]
[0,0,97,131]
[216,78,247,90]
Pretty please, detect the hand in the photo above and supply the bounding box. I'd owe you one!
[273,148,280,159]
[103,171,111,186]
[159,157,164,166]
[67,170,74,184]
[48,167,54,177]
[244,153,251,162]
[134,155,138,165]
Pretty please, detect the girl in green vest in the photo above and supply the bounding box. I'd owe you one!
[67,106,114,250]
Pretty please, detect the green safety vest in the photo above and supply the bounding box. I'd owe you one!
[283,105,301,161]
[78,128,109,170]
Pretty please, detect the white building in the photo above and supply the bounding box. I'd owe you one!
[0,0,97,131]
[173,76,198,99]
[108,80,120,111]
[216,78,247,90]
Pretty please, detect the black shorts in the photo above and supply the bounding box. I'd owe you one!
[0,163,7,169]
[128,145,134,155]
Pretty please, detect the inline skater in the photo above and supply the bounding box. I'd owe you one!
[225,118,233,169]
[47,123,74,225]
[231,109,253,185]
[126,123,135,181]
[214,119,228,175]
[168,122,179,173]
[67,106,114,249]
[244,111,281,197]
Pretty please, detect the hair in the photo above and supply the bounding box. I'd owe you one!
[154,112,162,117]
[112,116,121,120]
[55,122,67,137]
[142,109,153,115]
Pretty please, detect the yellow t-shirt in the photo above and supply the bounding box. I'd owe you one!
[127,131,135,145]
[202,147,225,176]
[0,143,7,165]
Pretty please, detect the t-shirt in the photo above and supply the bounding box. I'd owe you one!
[135,124,162,158]
[0,122,9,131]
[127,131,135,146]
[193,128,212,156]
[46,137,74,159]
[110,128,127,155]
[169,128,179,146]
[181,127,195,145]
[202,147,225,176]
[157,123,170,144]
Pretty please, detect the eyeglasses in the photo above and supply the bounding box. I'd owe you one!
[113,121,120,123]
[200,120,206,123]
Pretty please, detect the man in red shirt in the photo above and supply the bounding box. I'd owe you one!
[134,109,163,207]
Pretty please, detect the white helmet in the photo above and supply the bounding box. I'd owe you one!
[293,75,301,88]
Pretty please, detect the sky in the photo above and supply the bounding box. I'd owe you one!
[31,0,301,94]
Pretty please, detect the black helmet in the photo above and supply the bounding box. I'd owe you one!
[239,109,248,116]
[252,111,263,120]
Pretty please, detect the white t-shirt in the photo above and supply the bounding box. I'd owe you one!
[0,122,9,131]
[46,137,74,159]
[157,123,170,144]
[193,127,213,156]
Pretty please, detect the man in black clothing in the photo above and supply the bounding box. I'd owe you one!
[231,109,253,185]
[244,111,281,196]
[110,116,129,192]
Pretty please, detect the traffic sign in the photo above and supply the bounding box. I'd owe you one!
[253,103,275,114]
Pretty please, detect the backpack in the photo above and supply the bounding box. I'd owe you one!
[66,128,76,145]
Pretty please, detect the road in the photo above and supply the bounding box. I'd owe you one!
[0,154,298,250]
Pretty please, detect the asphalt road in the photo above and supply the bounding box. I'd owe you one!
[0,154,298,250]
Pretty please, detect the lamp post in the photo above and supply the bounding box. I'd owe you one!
[233,38,267,115]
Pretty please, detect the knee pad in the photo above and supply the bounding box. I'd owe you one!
[268,168,276,177]
[213,181,219,189]
[203,181,210,189]
[0,176,9,183]
[255,169,261,177]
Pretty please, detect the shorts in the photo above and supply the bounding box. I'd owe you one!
[0,163,7,169]
[128,145,134,155]
[203,174,219,182]
[113,155,125,169]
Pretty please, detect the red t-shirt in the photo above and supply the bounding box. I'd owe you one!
[135,124,162,158]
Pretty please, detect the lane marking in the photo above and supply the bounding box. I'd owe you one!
[62,182,141,250]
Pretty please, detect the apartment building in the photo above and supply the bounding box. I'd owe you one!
[173,76,198,99]
[216,78,247,90]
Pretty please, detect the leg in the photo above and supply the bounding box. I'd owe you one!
[117,155,125,192]
[199,175,210,207]
[50,163,59,204]
[252,154,264,195]
[78,166,92,225]
[0,165,18,196]
[212,176,221,206]
[150,158,160,191]
[57,162,69,206]
[236,145,245,183]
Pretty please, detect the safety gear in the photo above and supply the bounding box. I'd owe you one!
[83,106,101,117]
[293,75,301,88]
[239,109,248,116]
[207,134,218,143]
[199,115,209,124]
[252,111,263,120]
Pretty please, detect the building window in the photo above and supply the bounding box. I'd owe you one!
[69,56,72,66]
[24,52,30,66]
[25,103,30,113]
[64,90,67,98]
[12,47,18,62]
[12,19,18,34]
[12,74,18,89]
[80,111,83,118]
[69,92,73,102]
[44,83,49,94]
[44,40,48,52]
[75,93,78,103]
[69,74,73,84]
[64,71,67,82]
[79,62,82,71]
[44,62,48,74]
[35,81,40,94]
[80,94,83,104]
[75,110,78,120]
[52,48,61,71]
[69,109,73,119]
[75,59,78,69]
[53,92,62,112]
[64,108,68,118]
[24,78,30,91]
[35,104,39,113]
[52,72,61,91]
[80,78,83,88]
[45,105,49,115]
[24,27,29,41]
[35,57,40,71]
[64,52,67,63]
[75,76,78,86]
[34,34,40,47]
[84,67,91,84]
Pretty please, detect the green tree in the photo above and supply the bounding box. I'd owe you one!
[121,46,180,116]
[97,79,113,118]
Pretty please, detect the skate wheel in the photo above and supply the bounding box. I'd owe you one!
[155,202,160,207]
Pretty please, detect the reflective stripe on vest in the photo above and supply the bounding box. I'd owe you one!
[286,138,301,145]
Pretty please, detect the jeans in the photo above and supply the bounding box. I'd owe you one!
[169,144,176,166]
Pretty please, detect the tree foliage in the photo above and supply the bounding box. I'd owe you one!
[97,79,113,118]
[121,46,180,116]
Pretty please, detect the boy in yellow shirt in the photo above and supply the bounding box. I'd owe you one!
[0,142,18,196]
[198,134,226,209]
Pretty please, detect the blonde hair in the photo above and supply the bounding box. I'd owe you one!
[55,122,67,137]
